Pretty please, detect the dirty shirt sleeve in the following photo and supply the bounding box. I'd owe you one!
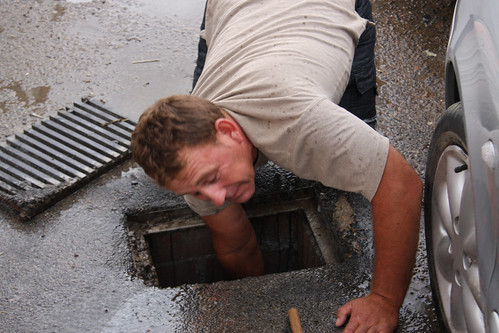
[184,194,231,217]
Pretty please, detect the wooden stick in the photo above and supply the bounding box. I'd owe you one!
[288,308,303,333]
[131,59,160,64]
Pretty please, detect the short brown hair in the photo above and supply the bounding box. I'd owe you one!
[131,95,224,186]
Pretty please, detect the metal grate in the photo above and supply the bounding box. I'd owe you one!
[0,98,136,219]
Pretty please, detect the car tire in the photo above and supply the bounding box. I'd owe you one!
[424,101,486,332]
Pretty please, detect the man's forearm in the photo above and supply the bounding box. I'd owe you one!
[202,203,264,278]
[214,229,263,278]
[370,145,423,307]
[335,145,422,331]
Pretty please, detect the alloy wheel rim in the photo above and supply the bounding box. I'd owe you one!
[431,145,485,332]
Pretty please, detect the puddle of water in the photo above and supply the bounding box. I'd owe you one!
[29,86,50,105]
[0,82,50,113]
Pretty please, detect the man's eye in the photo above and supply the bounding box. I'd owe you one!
[204,175,217,185]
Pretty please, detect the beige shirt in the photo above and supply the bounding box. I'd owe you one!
[186,0,389,216]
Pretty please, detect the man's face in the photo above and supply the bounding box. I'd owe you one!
[167,129,256,207]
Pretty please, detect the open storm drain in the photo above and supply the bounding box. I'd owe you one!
[0,99,136,219]
[127,191,341,288]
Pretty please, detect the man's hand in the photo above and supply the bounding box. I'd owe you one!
[335,293,399,332]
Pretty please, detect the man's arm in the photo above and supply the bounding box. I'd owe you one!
[202,203,264,278]
[336,144,423,332]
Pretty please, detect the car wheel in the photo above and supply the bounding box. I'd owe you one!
[425,102,486,332]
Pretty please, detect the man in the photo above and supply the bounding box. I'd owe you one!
[131,0,422,331]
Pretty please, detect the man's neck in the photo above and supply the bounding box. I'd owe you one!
[220,107,257,163]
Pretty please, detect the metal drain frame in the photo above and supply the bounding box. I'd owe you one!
[0,98,136,219]
[126,188,343,287]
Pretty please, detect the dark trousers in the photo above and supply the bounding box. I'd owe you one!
[192,0,377,126]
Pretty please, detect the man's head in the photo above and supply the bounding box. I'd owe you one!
[132,95,256,206]
[131,95,223,186]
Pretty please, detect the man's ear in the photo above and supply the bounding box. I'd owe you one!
[214,118,244,143]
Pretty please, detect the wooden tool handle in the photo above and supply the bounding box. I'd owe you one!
[288,308,303,333]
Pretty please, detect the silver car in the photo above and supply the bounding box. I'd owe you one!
[424,0,499,332]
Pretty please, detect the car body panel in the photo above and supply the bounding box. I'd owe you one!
[445,0,499,330]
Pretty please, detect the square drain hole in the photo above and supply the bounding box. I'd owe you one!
[126,197,337,288]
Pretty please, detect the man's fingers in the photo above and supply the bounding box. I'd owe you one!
[335,302,352,327]
[335,294,400,333]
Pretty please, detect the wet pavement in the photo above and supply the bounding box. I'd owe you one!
[0,0,455,331]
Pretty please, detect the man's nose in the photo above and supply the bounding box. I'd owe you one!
[202,186,226,207]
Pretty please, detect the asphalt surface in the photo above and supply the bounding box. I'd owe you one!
[0,0,456,331]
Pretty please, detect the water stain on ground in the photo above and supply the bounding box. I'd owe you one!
[0,81,50,113]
